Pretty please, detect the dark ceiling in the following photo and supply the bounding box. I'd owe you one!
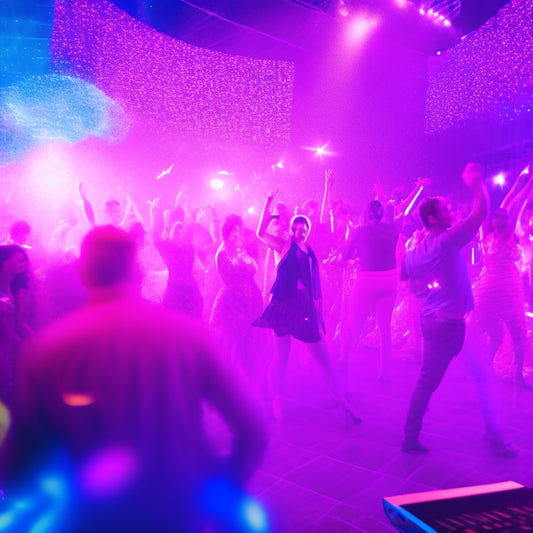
[110,0,511,57]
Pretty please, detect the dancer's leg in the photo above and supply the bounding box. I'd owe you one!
[375,293,396,382]
[268,334,291,420]
[307,339,361,423]
[503,308,528,383]
[340,282,372,373]
[403,317,465,450]
[462,316,516,456]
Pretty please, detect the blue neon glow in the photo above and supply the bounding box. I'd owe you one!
[240,496,270,532]
[201,477,270,532]
[0,74,129,164]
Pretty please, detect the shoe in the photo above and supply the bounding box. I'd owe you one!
[402,439,430,454]
[377,366,391,384]
[491,441,518,458]
[377,373,390,384]
[483,435,517,458]
[515,373,533,389]
[339,398,362,427]
[272,395,284,422]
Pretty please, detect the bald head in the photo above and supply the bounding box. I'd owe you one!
[79,226,138,288]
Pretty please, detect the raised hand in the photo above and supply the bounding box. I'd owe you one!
[267,187,279,202]
[148,197,161,210]
[461,162,483,188]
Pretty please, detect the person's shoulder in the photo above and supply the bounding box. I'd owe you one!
[438,226,466,249]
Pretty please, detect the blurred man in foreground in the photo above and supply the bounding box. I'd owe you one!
[1,225,268,533]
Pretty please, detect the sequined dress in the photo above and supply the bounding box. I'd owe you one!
[209,244,264,364]
[475,233,525,327]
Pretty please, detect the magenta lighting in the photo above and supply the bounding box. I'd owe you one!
[52,0,295,146]
[426,0,532,133]
[347,14,379,42]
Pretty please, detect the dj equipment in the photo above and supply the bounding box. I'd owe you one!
[383,481,533,532]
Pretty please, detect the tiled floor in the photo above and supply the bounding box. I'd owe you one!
[240,340,533,533]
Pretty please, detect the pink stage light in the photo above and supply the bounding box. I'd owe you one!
[247,206,256,215]
[302,142,336,161]
[444,19,452,27]
[419,8,426,15]
[348,15,377,42]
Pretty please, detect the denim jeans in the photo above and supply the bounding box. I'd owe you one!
[404,315,466,441]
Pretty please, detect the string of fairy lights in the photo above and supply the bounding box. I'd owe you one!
[425,0,532,133]
[51,0,295,146]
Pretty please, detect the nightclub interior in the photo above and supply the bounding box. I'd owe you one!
[0,0,532,531]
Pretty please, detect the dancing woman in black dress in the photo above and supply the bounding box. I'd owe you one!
[254,188,361,424]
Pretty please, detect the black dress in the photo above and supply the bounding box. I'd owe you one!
[253,241,325,343]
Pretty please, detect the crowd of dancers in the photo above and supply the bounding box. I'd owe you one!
[0,162,532,530]
[1,163,532,450]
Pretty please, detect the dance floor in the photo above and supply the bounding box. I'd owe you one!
[227,343,533,532]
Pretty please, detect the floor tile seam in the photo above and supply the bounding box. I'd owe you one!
[268,434,329,460]
[312,501,384,529]
[311,501,361,527]
[265,476,342,508]
[269,466,369,505]
[275,442,392,478]
[324,446,403,473]
[316,448,406,478]
[277,452,331,479]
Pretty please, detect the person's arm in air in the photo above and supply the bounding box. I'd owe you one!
[501,166,533,240]
[444,163,489,248]
[78,182,96,227]
[257,187,287,256]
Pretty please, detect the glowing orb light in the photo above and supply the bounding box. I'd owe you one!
[492,172,506,187]
[210,178,224,190]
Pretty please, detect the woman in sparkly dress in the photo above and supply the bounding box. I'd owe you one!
[210,214,264,379]
[150,198,203,318]
[474,167,533,385]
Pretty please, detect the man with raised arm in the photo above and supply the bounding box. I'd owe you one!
[402,163,489,453]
